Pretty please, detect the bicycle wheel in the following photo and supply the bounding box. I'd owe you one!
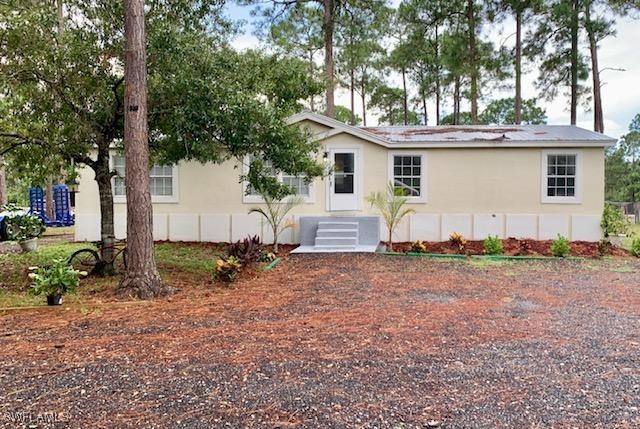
[68,249,100,274]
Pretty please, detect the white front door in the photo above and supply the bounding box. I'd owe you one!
[328,149,359,211]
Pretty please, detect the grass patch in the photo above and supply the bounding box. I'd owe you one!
[155,242,224,275]
[43,226,75,236]
[467,258,511,269]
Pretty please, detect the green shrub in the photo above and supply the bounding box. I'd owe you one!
[630,238,640,257]
[550,235,571,257]
[6,214,46,242]
[214,255,242,283]
[28,259,86,297]
[483,235,503,255]
[601,203,629,237]
[410,240,427,253]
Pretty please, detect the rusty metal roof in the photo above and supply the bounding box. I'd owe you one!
[360,125,616,144]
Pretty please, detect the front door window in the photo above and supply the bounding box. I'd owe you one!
[334,152,354,194]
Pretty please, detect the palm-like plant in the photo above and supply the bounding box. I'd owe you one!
[366,182,415,252]
[249,193,304,254]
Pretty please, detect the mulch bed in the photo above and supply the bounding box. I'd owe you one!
[1,254,639,428]
[392,238,631,257]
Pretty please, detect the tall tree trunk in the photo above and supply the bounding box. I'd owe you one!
[309,52,315,112]
[402,69,408,125]
[467,0,478,124]
[361,75,367,126]
[94,149,116,276]
[454,76,461,125]
[323,0,335,118]
[0,157,6,207]
[45,176,54,221]
[350,68,356,125]
[585,3,604,133]
[514,9,523,125]
[435,26,441,125]
[119,0,169,299]
[422,93,428,125]
[570,0,579,125]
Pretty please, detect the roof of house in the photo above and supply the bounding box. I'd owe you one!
[288,111,617,149]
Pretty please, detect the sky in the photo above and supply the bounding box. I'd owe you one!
[223,3,640,141]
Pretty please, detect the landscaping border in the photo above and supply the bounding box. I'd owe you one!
[381,252,585,261]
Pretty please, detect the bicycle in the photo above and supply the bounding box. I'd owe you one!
[68,239,127,274]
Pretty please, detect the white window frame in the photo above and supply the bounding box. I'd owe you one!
[111,154,179,204]
[241,155,315,204]
[541,149,582,204]
[387,152,427,204]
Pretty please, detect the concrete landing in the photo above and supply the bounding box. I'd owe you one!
[290,244,380,254]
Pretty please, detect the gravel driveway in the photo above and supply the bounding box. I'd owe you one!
[1,254,639,428]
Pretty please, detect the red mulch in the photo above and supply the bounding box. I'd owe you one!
[393,238,631,257]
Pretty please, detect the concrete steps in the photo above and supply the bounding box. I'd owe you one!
[314,222,358,249]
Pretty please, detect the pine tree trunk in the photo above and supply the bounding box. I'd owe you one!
[467,0,478,124]
[422,93,428,125]
[323,0,335,118]
[514,9,522,125]
[361,78,367,126]
[309,51,315,112]
[570,0,579,125]
[402,69,408,125]
[94,152,117,276]
[119,0,170,299]
[585,4,604,133]
[454,77,461,125]
[0,157,6,207]
[45,176,54,221]
[435,26,441,126]
[350,68,356,125]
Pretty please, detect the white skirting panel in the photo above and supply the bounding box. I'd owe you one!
[473,214,504,240]
[73,212,604,243]
[114,214,127,240]
[505,214,538,239]
[231,213,261,242]
[169,213,200,241]
[441,214,473,240]
[571,215,601,241]
[409,214,440,241]
[200,214,230,243]
[538,214,570,240]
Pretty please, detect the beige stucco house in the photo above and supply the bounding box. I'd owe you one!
[74,111,616,246]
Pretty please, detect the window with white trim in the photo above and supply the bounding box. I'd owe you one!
[112,155,177,202]
[246,156,310,199]
[541,150,581,204]
[546,154,576,197]
[392,155,422,197]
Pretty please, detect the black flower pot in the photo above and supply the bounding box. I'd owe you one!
[46,295,63,306]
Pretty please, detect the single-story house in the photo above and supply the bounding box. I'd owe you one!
[74,111,616,250]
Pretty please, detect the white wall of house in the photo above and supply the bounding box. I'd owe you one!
[74,119,607,243]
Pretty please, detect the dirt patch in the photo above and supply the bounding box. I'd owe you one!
[0,254,639,428]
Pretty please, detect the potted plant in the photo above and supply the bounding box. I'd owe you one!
[28,259,86,305]
[6,214,46,252]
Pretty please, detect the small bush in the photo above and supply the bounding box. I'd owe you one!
[449,232,466,253]
[28,259,86,297]
[6,214,46,242]
[630,238,640,257]
[601,203,629,238]
[410,240,427,253]
[259,251,277,263]
[483,235,503,255]
[214,255,242,283]
[228,235,262,265]
[550,235,571,257]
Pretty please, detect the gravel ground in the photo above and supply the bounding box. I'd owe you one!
[1,254,639,428]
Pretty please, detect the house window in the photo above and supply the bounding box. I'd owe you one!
[541,150,581,204]
[245,156,311,200]
[112,155,178,202]
[392,155,422,197]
